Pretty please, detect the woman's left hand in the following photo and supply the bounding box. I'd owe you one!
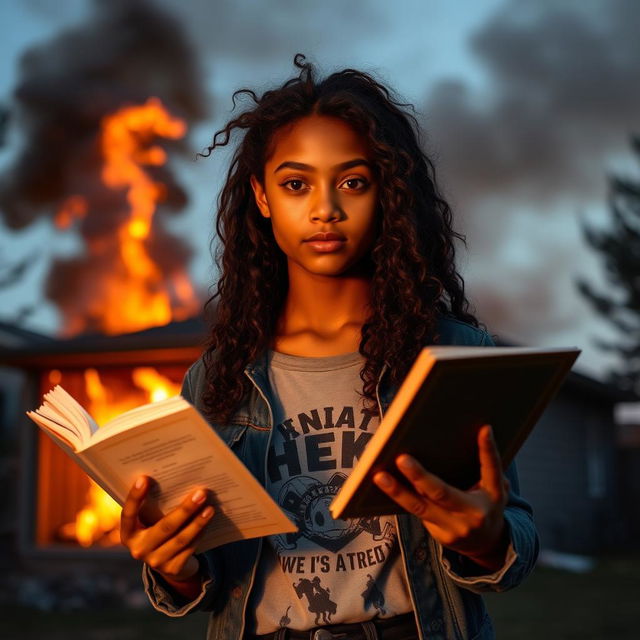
[373,424,510,572]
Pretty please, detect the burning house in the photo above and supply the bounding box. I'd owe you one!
[3,318,207,562]
[0,0,212,574]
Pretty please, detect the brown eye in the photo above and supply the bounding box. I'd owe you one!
[342,178,368,190]
[282,179,307,191]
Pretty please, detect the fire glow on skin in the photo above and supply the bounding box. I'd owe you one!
[249,115,380,351]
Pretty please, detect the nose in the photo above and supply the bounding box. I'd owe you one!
[310,182,342,222]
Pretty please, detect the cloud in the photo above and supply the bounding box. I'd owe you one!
[425,0,640,208]
[156,0,385,63]
[422,0,640,364]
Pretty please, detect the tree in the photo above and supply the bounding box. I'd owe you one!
[576,135,640,394]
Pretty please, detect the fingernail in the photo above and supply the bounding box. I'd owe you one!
[192,489,206,503]
[135,476,146,489]
[201,506,214,518]
[376,473,393,488]
[399,455,416,469]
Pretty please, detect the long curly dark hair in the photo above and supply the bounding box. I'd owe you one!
[199,53,483,424]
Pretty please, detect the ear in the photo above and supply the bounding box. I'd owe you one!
[250,174,271,219]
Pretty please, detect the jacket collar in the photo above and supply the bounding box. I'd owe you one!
[244,350,394,411]
[242,312,456,407]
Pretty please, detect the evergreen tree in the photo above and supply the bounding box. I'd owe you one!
[576,135,640,394]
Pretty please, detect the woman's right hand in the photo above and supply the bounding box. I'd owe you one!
[120,475,215,587]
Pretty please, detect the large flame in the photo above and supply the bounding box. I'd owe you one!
[53,96,199,335]
[58,367,182,547]
[50,98,197,546]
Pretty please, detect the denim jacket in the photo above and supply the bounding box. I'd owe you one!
[142,315,540,640]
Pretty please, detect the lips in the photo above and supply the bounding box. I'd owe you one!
[304,231,346,242]
[305,239,346,253]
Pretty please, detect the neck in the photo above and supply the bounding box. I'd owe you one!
[277,261,372,338]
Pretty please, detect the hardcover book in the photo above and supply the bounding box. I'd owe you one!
[328,345,581,519]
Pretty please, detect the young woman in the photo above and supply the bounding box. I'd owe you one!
[120,54,539,640]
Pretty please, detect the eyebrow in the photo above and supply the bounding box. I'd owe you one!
[274,158,371,173]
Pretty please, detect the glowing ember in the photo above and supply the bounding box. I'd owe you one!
[54,195,88,230]
[58,367,182,547]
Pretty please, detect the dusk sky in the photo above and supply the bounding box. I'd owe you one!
[1,0,639,383]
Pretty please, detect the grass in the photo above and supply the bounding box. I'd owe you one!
[0,605,208,640]
[485,553,639,639]
[1,553,638,639]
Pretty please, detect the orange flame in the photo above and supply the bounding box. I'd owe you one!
[96,97,198,334]
[132,367,179,402]
[101,96,184,242]
[72,482,122,548]
[56,96,199,337]
[60,367,182,547]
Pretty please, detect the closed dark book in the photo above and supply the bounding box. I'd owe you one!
[329,345,581,519]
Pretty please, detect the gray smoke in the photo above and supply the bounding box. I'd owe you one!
[422,0,640,348]
[156,0,385,61]
[426,0,640,210]
[0,0,208,335]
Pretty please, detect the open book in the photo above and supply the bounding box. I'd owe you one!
[27,387,297,553]
[328,345,581,519]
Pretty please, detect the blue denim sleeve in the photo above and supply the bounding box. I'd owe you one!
[437,459,540,593]
[142,552,222,616]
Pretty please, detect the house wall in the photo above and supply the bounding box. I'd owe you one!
[617,447,640,542]
[0,367,28,564]
[515,387,622,554]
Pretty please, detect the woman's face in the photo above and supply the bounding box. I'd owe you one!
[250,114,379,278]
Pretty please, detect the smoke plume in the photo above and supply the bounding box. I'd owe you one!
[0,0,208,335]
[423,0,640,347]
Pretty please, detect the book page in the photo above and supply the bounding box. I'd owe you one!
[83,407,297,552]
[95,396,183,435]
[86,396,186,444]
[47,385,98,443]
[27,408,82,450]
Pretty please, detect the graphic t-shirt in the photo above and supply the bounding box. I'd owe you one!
[246,349,413,634]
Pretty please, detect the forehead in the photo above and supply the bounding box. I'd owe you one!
[266,114,370,165]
